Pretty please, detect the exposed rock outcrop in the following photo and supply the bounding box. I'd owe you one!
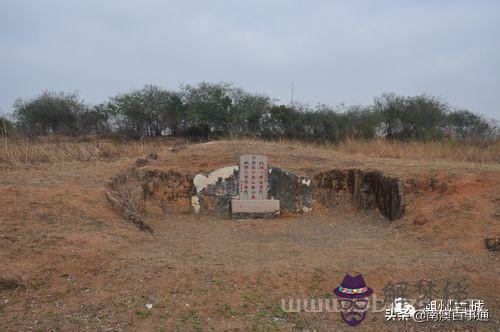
[146,152,158,161]
[0,277,22,291]
[314,169,405,220]
[485,237,500,252]
[107,168,194,231]
[105,190,153,233]
[135,158,149,167]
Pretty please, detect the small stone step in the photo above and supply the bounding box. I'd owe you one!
[231,199,280,219]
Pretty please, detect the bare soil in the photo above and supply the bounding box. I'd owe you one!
[1,140,499,331]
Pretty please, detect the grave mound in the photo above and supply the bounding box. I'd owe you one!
[191,155,313,218]
[105,154,405,231]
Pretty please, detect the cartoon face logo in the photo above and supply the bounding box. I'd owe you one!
[333,274,373,327]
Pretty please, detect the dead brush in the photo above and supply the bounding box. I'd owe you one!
[335,138,500,163]
[0,136,176,168]
[233,136,500,163]
[1,135,498,168]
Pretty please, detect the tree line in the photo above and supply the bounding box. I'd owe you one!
[1,82,497,142]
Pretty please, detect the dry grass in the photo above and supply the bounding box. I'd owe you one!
[1,135,498,168]
[260,137,499,164]
[0,136,181,168]
[334,138,500,163]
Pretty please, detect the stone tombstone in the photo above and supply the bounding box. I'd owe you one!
[238,154,269,200]
[232,154,280,219]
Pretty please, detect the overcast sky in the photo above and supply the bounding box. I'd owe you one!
[1,0,499,119]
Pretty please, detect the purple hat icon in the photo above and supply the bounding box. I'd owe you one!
[333,274,373,299]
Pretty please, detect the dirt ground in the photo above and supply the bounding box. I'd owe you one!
[1,140,499,331]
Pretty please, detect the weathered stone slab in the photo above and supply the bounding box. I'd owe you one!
[267,169,313,213]
[231,199,280,219]
[298,176,313,212]
[192,166,239,215]
[231,199,280,213]
[268,167,298,213]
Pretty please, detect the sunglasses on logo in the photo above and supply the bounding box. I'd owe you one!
[339,299,368,310]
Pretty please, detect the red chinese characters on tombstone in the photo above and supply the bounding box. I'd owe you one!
[238,155,268,200]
